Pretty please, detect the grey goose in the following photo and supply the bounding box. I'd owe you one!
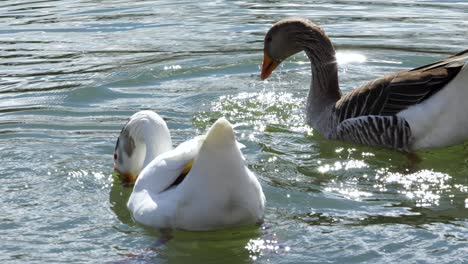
[261,18,468,152]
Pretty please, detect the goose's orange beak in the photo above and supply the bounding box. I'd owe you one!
[114,167,137,186]
[261,51,279,80]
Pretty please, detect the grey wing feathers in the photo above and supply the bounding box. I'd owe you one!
[336,115,412,152]
[330,50,467,151]
[333,50,466,122]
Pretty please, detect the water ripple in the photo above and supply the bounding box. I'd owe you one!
[1,0,468,263]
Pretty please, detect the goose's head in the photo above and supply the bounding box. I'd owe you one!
[261,18,330,80]
[113,111,173,184]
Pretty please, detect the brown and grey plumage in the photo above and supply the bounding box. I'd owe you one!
[261,18,468,152]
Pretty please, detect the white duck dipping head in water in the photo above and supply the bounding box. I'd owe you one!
[113,111,173,184]
[114,111,265,231]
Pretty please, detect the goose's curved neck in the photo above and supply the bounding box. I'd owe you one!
[140,126,173,168]
[297,28,341,133]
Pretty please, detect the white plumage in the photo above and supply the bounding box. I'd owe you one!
[399,64,468,149]
[114,111,265,231]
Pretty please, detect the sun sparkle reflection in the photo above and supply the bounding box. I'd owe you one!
[381,169,452,207]
[245,236,290,261]
[196,91,312,136]
[335,52,367,65]
[317,159,368,173]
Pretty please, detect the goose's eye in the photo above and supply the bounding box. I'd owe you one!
[266,36,272,43]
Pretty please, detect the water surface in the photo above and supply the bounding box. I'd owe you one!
[1,0,468,263]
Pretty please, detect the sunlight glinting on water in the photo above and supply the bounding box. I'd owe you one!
[2,0,468,262]
[382,169,452,207]
[325,185,373,200]
[335,52,367,65]
[292,52,366,66]
[204,91,311,135]
[317,159,369,173]
[67,169,113,189]
[322,165,468,208]
[245,236,290,261]
[163,65,182,71]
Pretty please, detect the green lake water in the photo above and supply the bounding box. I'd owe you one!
[1,0,468,263]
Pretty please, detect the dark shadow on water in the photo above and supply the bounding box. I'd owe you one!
[349,202,468,228]
[109,174,134,226]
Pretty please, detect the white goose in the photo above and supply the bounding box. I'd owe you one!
[261,18,468,152]
[114,111,173,184]
[113,111,265,231]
